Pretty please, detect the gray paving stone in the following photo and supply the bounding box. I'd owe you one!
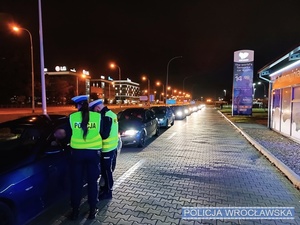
[124,209,140,217]
[123,204,137,211]
[165,216,181,224]
[141,217,158,225]
[113,206,128,215]
[101,216,120,224]
[147,208,162,215]
[137,211,153,220]
[151,214,167,222]
[114,219,133,225]
[115,213,131,221]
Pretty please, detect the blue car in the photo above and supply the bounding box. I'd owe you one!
[150,106,175,128]
[118,108,160,147]
[0,115,71,225]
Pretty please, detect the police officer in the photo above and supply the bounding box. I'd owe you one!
[89,99,119,200]
[69,95,102,220]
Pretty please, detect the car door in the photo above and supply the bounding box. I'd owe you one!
[40,124,71,206]
[167,107,175,124]
[144,110,154,137]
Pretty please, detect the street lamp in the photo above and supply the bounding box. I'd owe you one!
[142,76,150,105]
[257,82,267,97]
[156,81,165,102]
[12,26,35,113]
[167,86,171,98]
[110,63,121,80]
[224,89,226,97]
[166,56,182,102]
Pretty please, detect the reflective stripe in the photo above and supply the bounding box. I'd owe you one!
[102,110,119,152]
[70,112,102,149]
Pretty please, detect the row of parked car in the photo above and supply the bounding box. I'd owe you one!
[0,104,205,225]
[118,104,205,148]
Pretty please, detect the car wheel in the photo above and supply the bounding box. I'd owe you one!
[171,119,174,126]
[137,131,145,148]
[165,119,169,128]
[0,202,14,225]
[155,126,160,136]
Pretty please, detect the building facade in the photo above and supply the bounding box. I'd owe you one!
[46,68,91,104]
[259,46,300,142]
[90,78,140,104]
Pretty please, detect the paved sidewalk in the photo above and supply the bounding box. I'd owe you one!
[29,107,300,225]
[220,111,300,189]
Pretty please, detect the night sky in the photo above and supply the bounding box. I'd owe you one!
[1,0,300,100]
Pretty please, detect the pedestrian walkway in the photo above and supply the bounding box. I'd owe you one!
[220,111,300,189]
[29,107,300,225]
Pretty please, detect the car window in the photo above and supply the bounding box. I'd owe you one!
[0,125,41,172]
[145,110,155,121]
[46,123,71,149]
[120,109,144,121]
[152,108,166,114]
[0,127,22,142]
[0,126,41,146]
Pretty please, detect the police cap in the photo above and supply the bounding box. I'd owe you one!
[71,95,89,104]
[89,99,103,110]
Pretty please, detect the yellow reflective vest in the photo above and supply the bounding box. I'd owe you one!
[69,111,102,150]
[102,110,119,152]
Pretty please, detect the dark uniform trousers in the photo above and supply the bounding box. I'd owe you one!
[100,149,116,193]
[70,150,101,210]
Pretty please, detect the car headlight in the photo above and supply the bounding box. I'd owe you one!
[124,129,139,136]
[176,111,183,116]
[184,109,189,114]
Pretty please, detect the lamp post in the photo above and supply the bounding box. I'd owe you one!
[167,86,171,99]
[252,83,256,99]
[166,56,182,103]
[223,89,226,97]
[257,81,267,97]
[12,26,35,113]
[110,63,121,80]
[142,76,150,105]
[156,81,165,102]
[38,0,47,114]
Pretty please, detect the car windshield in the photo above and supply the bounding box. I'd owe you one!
[171,106,183,111]
[152,107,166,114]
[119,109,144,121]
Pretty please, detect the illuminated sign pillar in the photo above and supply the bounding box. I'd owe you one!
[232,50,254,116]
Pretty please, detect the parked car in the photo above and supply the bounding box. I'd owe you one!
[150,106,175,128]
[170,105,187,120]
[183,105,192,116]
[0,115,71,225]
[118,108,160,147]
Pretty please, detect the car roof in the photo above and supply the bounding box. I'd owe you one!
[123,108,146,112]
[151,106,167,109]
[0,114,68,128]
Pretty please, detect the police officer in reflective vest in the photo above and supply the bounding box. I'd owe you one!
[69,95,102,220]
[89,99,119,200]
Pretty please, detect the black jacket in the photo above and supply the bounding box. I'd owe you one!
[99,106,112,140]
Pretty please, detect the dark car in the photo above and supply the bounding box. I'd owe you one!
[150,106,175,128]
[118,108,160,147]
[170,105,187,120]
[0,115,71,225]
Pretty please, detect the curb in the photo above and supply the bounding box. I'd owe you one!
[218,111,300,190]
